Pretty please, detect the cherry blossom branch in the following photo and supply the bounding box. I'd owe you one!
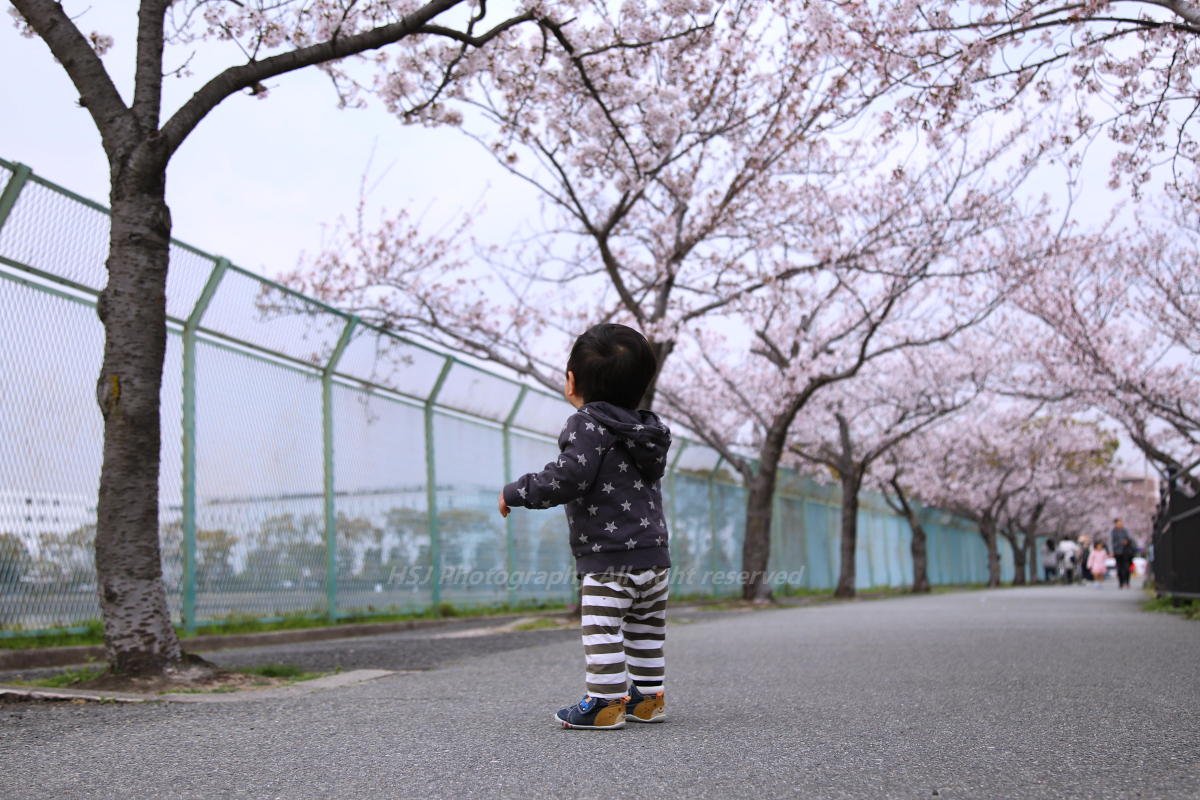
[10,0,134,153]
[160,2,536,159]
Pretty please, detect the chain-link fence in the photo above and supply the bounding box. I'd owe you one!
[0,157,1011,637]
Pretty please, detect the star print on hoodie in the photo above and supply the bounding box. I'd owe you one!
[502,401,673,573]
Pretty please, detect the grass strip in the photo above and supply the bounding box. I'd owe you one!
[6,665,106,688]
[1143,594,1200,620]
[0,599,568,651]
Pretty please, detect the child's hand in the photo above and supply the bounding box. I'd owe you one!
[499,492,510,518]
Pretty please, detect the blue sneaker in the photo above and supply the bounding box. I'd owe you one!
[626,684,666,723]
[554,695,627,729]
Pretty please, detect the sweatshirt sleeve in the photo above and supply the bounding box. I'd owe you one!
[503,413,604,510]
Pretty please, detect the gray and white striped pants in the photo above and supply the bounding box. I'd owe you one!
[581,568,669,699]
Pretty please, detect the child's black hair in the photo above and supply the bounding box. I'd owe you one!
[567,324,658,409]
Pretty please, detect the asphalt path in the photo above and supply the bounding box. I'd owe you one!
[1,585,1197,799]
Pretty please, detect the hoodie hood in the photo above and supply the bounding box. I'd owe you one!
[581,402,673,483]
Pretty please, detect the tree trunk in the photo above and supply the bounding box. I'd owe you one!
[93,161,185,676]
[741,467,778,602]
[979,513,1001,588]
[741,405,798,602]
[908,515,931,593]
[1007,532,1027,586]
[834,472,863,598]
[1024,535,1037,584]
[885,481,930,593]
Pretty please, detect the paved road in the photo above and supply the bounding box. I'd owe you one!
[0,606,739,684]
[2,585,1197,799]
[193,604,742,675]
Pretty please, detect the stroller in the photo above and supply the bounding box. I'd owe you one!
[1056,542,1079,585]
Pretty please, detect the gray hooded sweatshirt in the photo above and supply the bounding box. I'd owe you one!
[502,401,673,574]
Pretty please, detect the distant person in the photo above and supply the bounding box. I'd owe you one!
[1057,538,1079,584]
[1088,543,1109,589]
[1042,540,1058,582]
[499,323,671,730]
[1079,536,1094,583]
[1110,519,1136,589]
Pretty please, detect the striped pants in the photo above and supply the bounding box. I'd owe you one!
[581,568,669,700]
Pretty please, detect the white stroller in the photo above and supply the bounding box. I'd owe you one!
[1056,541,1080,585]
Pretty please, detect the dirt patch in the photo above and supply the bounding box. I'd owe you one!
[81,668,233,694]
[0,692,94,706]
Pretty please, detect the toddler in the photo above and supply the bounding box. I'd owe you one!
[499,323,672,729]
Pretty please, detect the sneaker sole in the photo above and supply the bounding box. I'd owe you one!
[553,712,626,730]
[626,713,666,723]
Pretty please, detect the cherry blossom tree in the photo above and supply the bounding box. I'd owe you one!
[6,0,690,680]
[898,408,1032,588]
[280,0,914,407]
[1003,209,1200,492]
[1142,194,1200,351]
[996,422,1120,583]
[874,447,935,593]
[850,0,1200,199]
[833,0,1200,503]
[787,344,984,598]
[1037,475,1148,549]
[1000,493,1048,585]
[277,0,1096,606]
[657,137,1045,601]
[896,401,1118,587]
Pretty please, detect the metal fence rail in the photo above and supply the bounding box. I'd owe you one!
[0,157,1009,637]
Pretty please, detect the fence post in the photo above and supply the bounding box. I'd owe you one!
[0,163,32,234]
[667,441,687,572]
[708,456,723,595]
[322,316,358,623]
[425,357,454,607]
[502,385,528,608]
[771,476,784,580]
[181,257,228,634]
[827,504,838,587]
[799,497,809,588]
